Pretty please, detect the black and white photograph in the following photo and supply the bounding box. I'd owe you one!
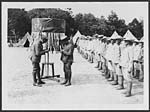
[2,1,149,110]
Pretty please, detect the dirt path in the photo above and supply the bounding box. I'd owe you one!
[3,48,144,110]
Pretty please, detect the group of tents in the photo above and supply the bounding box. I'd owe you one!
[77,30,144,42]
[12,29,143,48]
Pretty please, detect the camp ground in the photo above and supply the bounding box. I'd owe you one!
[2,2,148,110]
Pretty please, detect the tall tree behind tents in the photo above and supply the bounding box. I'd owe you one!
[105,11,128,37]
[128,18,143,40]
[74,13,98,36]
[8,8,31,41]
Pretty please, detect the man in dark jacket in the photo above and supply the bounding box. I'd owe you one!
[30,35,49,87]
[60,36,75,86]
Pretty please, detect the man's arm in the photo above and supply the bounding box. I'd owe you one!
[62,44,74,56]
[35,42,48,56]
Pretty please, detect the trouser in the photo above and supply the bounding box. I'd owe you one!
[108,60,114,80]
[98,55,102,69]
[64,62,73,83]
[133,61,139,78]
[118,66,124,87]
[32,62,41,83]
[105,60,110,78]
[139,62,144,80]
[102,56,107,71]
[112,63,118,82]
[91,52,94,62]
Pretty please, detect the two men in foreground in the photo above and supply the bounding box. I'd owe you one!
[30,34,75,87]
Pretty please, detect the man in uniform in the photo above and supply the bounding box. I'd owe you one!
[111,38,122,85]
[137,40,144,82]
[30,33,49,87]
[120,39,134,97]
[60,35,75,86]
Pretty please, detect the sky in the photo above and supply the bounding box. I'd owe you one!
[3,2,148,24]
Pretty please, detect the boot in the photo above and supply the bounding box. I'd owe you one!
[139,78,143,82]
[95,62,99,68]
[107,71,114,81]
[65,81,71,86]
[138,70,144,82]
[65,71,71,86]
[105,68,110,79]
[98,62,102,70]
[33,83,42,87]
[37,71,45,84]
[60,72,68,85]
[105,73,110,79]
[101,63,106,76]
[125,82,132,97]
[91,57,93,63]
[111,74,118,85]
[116,76,124,90]
[38,81,45,84]
[32,71,37,84]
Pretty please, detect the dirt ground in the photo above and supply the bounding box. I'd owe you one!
[2,47,144,110]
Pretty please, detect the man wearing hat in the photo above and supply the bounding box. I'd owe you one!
[111,38,123,86]
[120,39,134,97]
[105,38,112,79]
[136,40,144,82]
[100,37,109,77]
[94,36,102,68]
[97,38,103,70]
[30,33,49,87]
[60,35,75,86]
[132,39,144,81]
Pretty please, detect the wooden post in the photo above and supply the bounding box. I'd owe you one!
[43,42,47,77]
[46,32,50,76]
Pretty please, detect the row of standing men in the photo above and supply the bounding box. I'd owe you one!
[77,34,144,97]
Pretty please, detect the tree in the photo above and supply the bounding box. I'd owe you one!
[74,13,98,36]
[106,11,128,37]
[8,9,31,40]
[27,8,74,36]
[128,18,143,40]
[96,16,108,36]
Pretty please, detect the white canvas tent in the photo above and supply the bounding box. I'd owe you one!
[109,31,123,39]
[123,30,138,41]
[72,31,82,44]
[140,36,144,42]
[16,32,31,47]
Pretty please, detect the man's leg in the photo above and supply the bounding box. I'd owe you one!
[61,63,68,85]
[32,71,37,84]
[65,62,72,86]
[139,62,144,82]
[32,62,42,87]
[107,61,114,81]
[108,70,114,81]
[111,63,118,85]
[116,66,124,90]
[105,60,110,79]
[133,62,138,78]
[32,62,37,85]
[36,63,45,84]
[122,67,133,97]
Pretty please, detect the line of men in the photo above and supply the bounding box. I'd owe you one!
[77,34,144,97]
